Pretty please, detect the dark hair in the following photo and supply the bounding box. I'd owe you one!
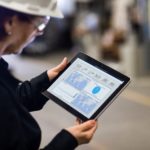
[0,6,37,40]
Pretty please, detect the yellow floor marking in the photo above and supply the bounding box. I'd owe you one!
[121,89,150,107]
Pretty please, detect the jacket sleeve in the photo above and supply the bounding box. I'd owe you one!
[16,71,50,111]
[41,129,78,150]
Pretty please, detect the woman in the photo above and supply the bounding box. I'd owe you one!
[0,0,97,150]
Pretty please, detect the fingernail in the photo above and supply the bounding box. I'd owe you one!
[91,120,96,126]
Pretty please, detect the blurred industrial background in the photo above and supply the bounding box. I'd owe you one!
[3,0,150,149]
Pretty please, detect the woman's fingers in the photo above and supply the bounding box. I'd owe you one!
[66,120,98,145]
[81,121,98,138]
[79,120,96,132]
[75,118,82,125]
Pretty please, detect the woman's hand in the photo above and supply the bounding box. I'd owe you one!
[47,57,68,80]
[66,119,98,145]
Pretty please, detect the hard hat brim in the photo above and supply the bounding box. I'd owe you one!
[0,1,64,18]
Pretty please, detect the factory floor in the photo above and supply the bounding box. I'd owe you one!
[3,50,150,150]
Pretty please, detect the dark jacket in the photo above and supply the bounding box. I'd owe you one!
[0,58,78,150]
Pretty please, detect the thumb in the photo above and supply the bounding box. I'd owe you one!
[47,57,68,80]
[52,57,68,72]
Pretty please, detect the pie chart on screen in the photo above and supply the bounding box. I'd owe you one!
[92,86,101,94]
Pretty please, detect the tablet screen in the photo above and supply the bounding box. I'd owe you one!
[47,58,125,119]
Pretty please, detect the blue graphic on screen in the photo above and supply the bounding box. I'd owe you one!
[71,94,97,114]
[92,86,101,94]
[65,72,89,90]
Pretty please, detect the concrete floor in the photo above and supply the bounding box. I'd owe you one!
[3,50,150,150]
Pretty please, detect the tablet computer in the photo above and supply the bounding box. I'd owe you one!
[43,52,130,121]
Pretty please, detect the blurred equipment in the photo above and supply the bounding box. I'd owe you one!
[71,0,101,58]
[101,28,126,61]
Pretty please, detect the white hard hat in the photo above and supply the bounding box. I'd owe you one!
[0,0,63,18]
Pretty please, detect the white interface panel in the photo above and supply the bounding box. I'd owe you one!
[47,58,123,118]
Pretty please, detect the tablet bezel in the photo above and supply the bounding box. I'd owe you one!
[43,52,130,121]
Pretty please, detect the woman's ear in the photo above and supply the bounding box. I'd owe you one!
[4,16,18,36]
[4,18,13,36]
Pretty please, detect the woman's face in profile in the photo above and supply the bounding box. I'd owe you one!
[4,16,49,55]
